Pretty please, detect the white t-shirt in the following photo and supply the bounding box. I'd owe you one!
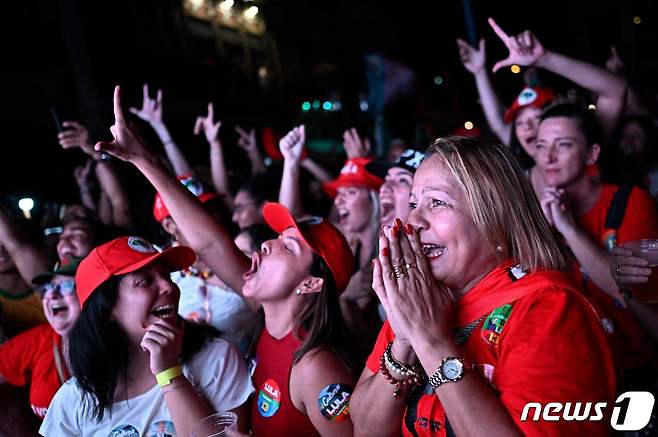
[172,272,255,347]
[39,338,254,436]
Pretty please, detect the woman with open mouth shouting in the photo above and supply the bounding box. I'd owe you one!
[40,236,254,436]
[83,86,356,436]
[350,136,616,436]
[0,257,82,422]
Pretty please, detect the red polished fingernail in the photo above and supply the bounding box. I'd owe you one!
[381,247,389,257]
[391,226,399,237]
[404,224,414,235]
[394,218,403,227]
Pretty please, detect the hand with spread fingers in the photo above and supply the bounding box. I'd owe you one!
[235,126,258,154]
[95,86,153,165]
[343,128,371,159]
[141,317,184,375]
[456,38,486,75]
[488,17,545,73]
[194,102,222,144]
[372,218,454,349]
[610,245,653,290]
[129,83,164,128]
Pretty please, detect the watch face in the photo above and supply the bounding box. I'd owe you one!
[442,359,463,380]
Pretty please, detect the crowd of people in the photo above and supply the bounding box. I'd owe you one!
[1,17,657,437]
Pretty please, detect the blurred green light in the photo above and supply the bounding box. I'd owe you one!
[301,101,311,111]
[312,100,321,110]
[322,101,332,111]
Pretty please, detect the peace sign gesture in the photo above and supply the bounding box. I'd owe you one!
[488,18,545,73]
[194,103,222,144]
[129,83,164,127]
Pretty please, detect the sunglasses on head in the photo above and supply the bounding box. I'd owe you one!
[39,279,76,297]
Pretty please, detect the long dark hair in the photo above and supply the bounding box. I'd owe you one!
[292,252,356,372]
[69,275,217,422]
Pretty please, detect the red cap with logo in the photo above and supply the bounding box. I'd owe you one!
[323,158,384,198]
[153,174,219,222]
[75,236,196,308]
[503,86,555,123]
[262,203,355,293]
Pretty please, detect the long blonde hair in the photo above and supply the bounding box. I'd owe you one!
[425,136,568,271]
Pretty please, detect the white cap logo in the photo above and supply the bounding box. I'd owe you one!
[127,236,157,254]
[517,88,538,106]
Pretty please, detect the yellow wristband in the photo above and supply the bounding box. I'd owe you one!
[156,365,183,387]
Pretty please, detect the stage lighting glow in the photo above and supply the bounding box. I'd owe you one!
[301,101,311,112]
[633,16,642,25]
[434,76,444,85]
[18,198,34,219]
[322,101,332,111]
[588,104,597,111]
[244,5,259,19]
[511,65,521,74]
[464,121,474,130]
[219,0,233,12]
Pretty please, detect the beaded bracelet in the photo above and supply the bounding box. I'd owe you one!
[383,342,423,381]
[379,353,423,399]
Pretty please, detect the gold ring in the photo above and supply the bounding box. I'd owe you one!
[393,264,408,279]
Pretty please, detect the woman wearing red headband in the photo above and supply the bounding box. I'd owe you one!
[89,86,357,436]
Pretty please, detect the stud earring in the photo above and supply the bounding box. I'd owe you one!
[295,289,302,296]
[496,244,504,253]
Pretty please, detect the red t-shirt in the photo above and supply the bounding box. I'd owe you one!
[0,323,68,419]
[575,184,658,370]
[366,263,616,437]
[251,328,319,437]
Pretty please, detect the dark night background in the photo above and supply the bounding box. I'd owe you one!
[2,0,656,235]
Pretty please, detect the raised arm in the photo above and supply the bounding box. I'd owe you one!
[0,207,48,286]
[58,120,133,229]
[94,159,134,230]
[235,126,266,176]
[489,18,626,140]
[194,103,234,210]
[129,84,193,176]
[605,46,648,116]
[343,128,371,159]
[97,86,250,293]
[457,38,512,144]
[278,125,305,218]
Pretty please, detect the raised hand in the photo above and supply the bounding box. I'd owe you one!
[140,317,184,375]
[540,187,576,236]
[194,103,222,144]
[343,128,371,159]
[129,83,164,127]
[605,46,624,75]
[279,125,305,163]
[456,38,486,75]
[488,17,545,73]
[95,86,152,164]
[235,126,258,153]
[58,121,95,156]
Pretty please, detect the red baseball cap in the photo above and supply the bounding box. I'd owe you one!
[153,174,219,222]
[262,203,355,293]
[323,158,384,198]
[75,236,196,308]
[504,86,555,123]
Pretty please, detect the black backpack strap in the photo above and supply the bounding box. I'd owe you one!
[604,184,633,230]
